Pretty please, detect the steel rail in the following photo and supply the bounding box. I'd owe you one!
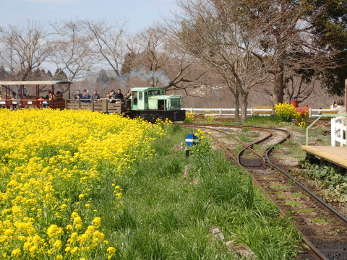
[181,123,347,260]
[182,123,347,223]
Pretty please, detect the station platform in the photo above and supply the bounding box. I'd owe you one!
[302,146,347,169]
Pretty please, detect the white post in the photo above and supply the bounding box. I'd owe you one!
[331,118,336,146]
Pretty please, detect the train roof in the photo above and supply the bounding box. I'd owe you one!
[148,95,182,99]
[0,81,72,86]
[131,87,164,91]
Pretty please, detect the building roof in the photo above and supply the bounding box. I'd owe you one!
[0,81,72,86]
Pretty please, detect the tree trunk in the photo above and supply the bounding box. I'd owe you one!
[273,64,285,104]
[241,93,248,121]
[234,89,240,122]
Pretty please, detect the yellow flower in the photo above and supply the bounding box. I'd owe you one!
[115,192,123,199]
[66,224,73,230]
[71,247,79,254]
[107,246,116,256]
[11,248,21,257]
[47,224,64,238]
[0,109,166,258]
[29,246,38,255]
[92,217,102,227]
[53,240,62,250]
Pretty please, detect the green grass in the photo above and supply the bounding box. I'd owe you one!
[94,125,301,259]
[270,184,290,190]
[311,218,328,224]
[296,208,316,214]
[285,201,303,208]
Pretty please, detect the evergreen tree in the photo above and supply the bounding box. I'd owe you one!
[309,0,347,95]
[96,69,111,84]
[0,66,8,80]
[54,68,68,80]
[121,52,136,75]
[47,70,53,79]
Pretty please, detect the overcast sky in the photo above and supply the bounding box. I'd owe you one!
[1,0,178,32]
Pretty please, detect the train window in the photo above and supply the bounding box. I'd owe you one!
[148,90,160,96]
[171,99,180,109]
[158,100,166,110]
[139,92,143,100]
[132,92,138,105]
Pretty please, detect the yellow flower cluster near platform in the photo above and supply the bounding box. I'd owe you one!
[0,109,165,259]
[274,103,297,122]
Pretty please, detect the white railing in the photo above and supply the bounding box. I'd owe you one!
[182,107,338,118]
[310,108,338,118]
[331,117,347,147]
[182,108,273,116]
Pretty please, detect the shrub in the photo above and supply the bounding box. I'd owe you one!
[204,114,215,124]
[274,103,297,122]
[295,111,309,128]
[184,112,197,123]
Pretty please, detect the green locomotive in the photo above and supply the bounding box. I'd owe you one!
[126,87,186,122]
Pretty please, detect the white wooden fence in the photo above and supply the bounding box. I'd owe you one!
[331,117,347,147]
[182,107,338,118]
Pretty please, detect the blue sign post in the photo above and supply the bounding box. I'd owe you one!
[185,133,199,157]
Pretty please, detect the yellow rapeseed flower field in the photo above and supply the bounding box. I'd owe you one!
[0,109,165,259]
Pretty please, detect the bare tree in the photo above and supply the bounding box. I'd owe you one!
[126,26,206,93]
[172,0,268,120]
[234,0,337,104]
[50,21,95,81]
[284,73,318,104]
[85,21,126,79]
[0,23,52,80]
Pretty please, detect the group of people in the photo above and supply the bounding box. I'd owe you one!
[73,89,129,103]
[45,91,64,102]
[73,89,100,103]
[106,89,128,103]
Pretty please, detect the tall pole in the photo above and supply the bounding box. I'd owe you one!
[345,79,347,112]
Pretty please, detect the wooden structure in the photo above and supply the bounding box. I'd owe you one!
[0,81,71,109]
[65,99,124,114]
[302,146,347,170]
[301,80,347,169]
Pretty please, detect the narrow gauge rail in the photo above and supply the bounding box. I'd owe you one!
[182,124,347,260]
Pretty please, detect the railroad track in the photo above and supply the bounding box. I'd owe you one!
[183,124,347,260]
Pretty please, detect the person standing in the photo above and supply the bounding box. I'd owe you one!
[92,90,100,100]
[114,89,124,101]
[81,89,91,103]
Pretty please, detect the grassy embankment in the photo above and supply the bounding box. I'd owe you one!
[100,125,301,259]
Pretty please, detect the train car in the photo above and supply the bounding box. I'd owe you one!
[0,81,186,122]
[125,87,186,122]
